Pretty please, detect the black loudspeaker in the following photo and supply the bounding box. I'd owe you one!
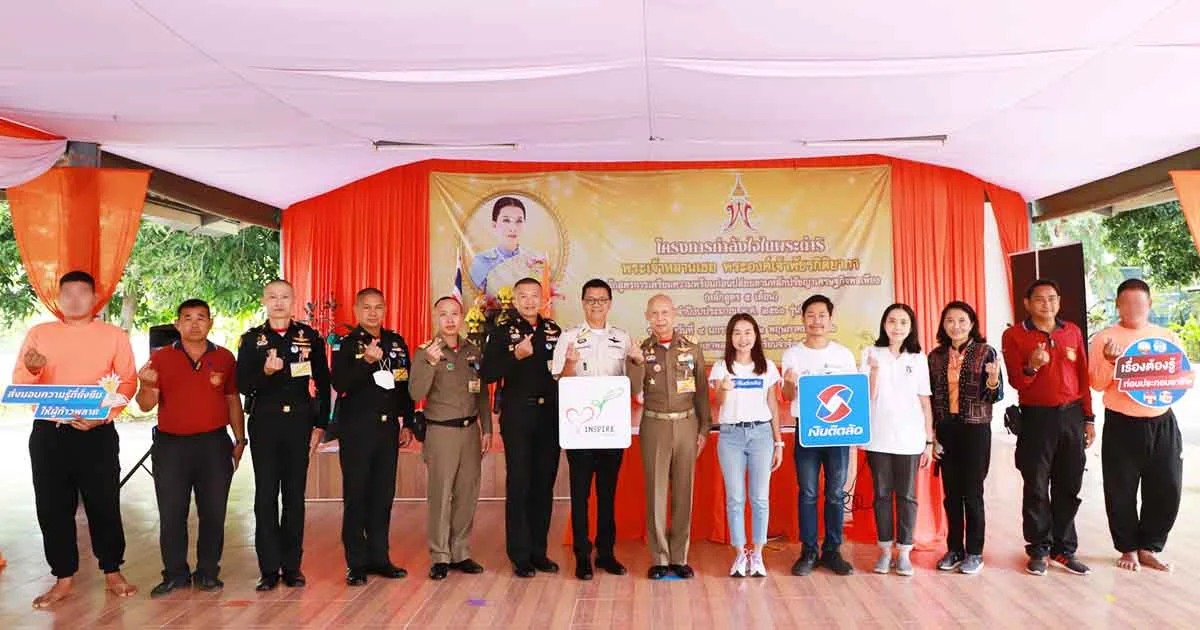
[1009,242,1088,340]
[149,324,180,353]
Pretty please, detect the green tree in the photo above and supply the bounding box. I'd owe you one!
[1032,212,1124,320]
[1100,201,1200,289]
[0,200,39,327]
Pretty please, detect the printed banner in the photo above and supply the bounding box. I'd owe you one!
[1114,337,1194,408]
[2,383,124,420]
[430,167,893,360]
[796,374,871,447]
[558,376,633,449]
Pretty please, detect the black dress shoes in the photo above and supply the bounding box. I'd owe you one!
[595,556,627,576]
[282,570,306,588]
[366,563,408,579]
[346,568,368,586]
[531,557,559,573]
[513,562,537,578]
[668,564,695,579]
[150,576,191,598]
[255,572,281,591]
[429,563,450,580]
[647,565,670,580]
[449,559,484,574]
[575,555,594,581]
[193,574,224,592]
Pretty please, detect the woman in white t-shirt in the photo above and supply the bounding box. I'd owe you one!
[862,303,933,577]
[709,314,784,578]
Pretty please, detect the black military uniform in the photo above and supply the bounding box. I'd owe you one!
[236,320,330,585]
[481,314,562,573]
[330,325,415,579]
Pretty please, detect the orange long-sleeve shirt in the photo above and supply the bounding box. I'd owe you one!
[1088,322,1183,418]
[11,320,138,419]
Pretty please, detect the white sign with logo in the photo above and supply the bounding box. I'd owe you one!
[558,376,632,450]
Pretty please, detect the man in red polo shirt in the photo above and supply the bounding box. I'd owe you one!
[135,298,246,597]
[1001,279,1095,578]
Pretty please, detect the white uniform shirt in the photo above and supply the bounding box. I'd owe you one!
[550,324,632,377]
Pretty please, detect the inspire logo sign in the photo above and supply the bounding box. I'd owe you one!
[798,374,870,447]
[558,376,633,450]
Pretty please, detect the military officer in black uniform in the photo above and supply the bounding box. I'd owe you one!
[237,279,331,591]
[482,277,563,578]
[331,287,416,586]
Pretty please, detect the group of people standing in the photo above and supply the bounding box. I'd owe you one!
[12,270,1184,609]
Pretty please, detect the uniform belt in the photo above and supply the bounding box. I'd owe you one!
[256,401,307,414]
[525,396,551,406]
[426,415,477,428]
[643,410,693,421]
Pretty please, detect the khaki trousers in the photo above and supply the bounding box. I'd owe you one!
[423,424,483,563]
[640,415,698,565]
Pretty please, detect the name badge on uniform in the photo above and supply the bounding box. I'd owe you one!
[468,379,481,394]
[547,360,554,373]
[290,361,312,378]
[676,378,696,394]
[393,367,409,381]
[373,369,395,390]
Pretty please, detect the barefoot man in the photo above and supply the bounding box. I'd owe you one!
[11,271,138,607]
[1089,278,1184,573]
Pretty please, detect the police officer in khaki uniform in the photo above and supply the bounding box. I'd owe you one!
[410,296,492,581]
[627,294,711,580]
[482,277,563,578]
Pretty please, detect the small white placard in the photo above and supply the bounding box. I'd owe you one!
[558,376,632,449]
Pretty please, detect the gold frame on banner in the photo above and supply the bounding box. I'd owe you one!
[460,187,570,296]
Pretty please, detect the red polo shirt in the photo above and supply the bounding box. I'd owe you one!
[150,341,238,435]
[1001,318,1094,418]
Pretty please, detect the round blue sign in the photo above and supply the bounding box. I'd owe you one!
[1113,337,1194,408]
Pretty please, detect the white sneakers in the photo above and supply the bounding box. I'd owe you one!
[730,549,749,577]
[730,549,768,577]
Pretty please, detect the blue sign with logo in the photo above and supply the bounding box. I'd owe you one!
[1113,337,1194,409]
[2,384,115,420]
[797,374,871,447]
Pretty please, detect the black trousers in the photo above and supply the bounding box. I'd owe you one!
[1015,403,1085,557]
[1102,409,1183,553]
[866,451,920,546]
[29,421,125,578]
[338,417,399,570]
[152,428,234,581]
[499,402,560,565]
[936,419,991,555]
[566,448,623,557]
[249,412,312,575]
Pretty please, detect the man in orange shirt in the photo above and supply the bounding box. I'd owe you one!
[1088,278,1184,573]
[11,271,138,608]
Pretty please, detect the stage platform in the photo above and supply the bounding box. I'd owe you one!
[0,421,1196,629]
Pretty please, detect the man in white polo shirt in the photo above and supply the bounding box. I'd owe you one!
[781,294,858,577]
[551,279,637,580]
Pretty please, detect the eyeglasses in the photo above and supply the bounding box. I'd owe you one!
[583,298,611,306]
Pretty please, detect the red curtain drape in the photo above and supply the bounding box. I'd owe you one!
[6,166,149,318]
[0,117,66,188]
[985,183,1031,317]
[1170,171,1200,257]
[283,154,1002,548]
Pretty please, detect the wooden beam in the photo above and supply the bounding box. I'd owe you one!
[1032,146,1200,223]
[100,152,280,229]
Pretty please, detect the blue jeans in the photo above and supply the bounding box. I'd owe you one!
[717,422,774,547]
[794,440,850,553]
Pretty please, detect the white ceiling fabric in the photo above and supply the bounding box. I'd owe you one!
[1,0,1198,207]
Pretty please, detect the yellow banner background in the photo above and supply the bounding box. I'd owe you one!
[430,166,894,359]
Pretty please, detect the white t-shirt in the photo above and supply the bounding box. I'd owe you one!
[861,346,931,455]
[708,359,781,424]
[780,341,857,417]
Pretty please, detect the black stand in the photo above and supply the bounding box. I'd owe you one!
[120,446,153,488]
